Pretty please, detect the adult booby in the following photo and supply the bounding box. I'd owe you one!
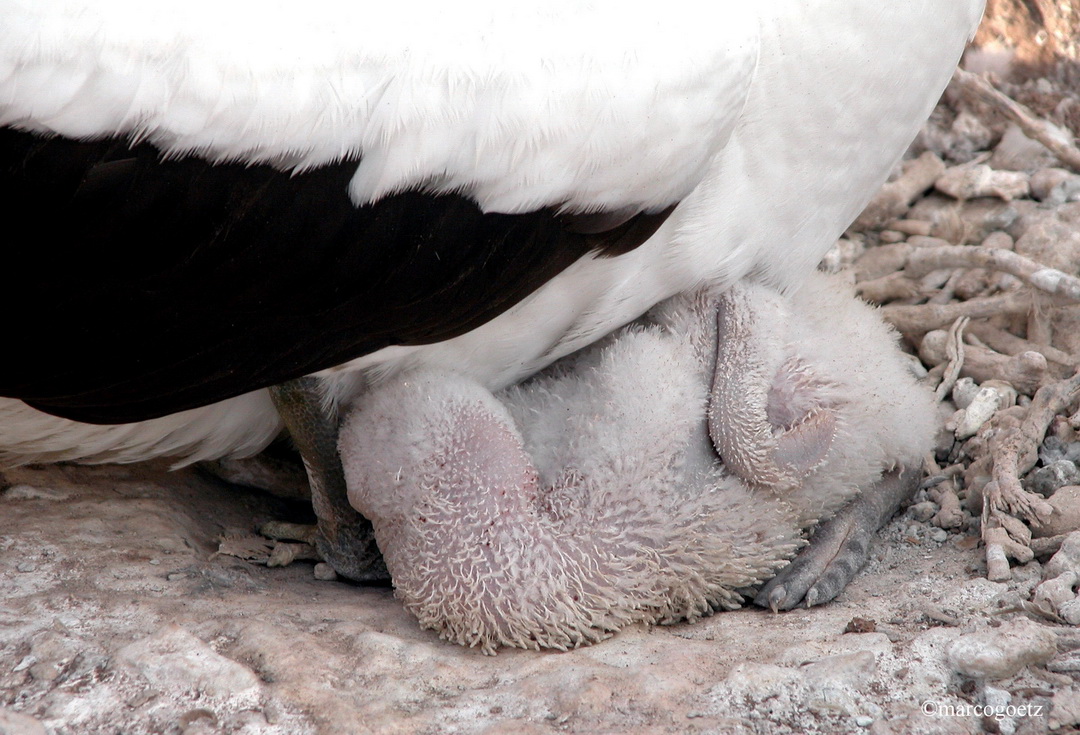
[0,2,985,584]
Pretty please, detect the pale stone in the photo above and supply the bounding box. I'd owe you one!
[1031,487,1080,538]
[947,618,1057,679]
[1033,571,1077,611]
[990,123,1068,173]
[115,625,262,698]
[2,485,69,501]
[1012,203,1080,274]
[0,708,47,735]
[1045,532,1080,578]
[1050,686,1080,730]
[935,164,1030,202]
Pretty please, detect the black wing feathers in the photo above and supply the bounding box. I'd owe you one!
[0,128,671,423]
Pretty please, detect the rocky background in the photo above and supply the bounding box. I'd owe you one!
[4,4,1080,734]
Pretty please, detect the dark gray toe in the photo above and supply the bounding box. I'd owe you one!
[754,513,864,611]
[754,466,921,611]
[315,521,389,583]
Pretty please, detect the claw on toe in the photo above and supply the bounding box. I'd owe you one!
[267,541,320,568]
[762,585,788,614]
[215,519,386,581]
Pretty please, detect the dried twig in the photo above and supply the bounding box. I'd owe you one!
[855,272,919,304]
[902,246,1080,301]
[1031,534,1071,558]
[884,291,1033,337]
[952,69,1080,172]
[923,330,1047,395]
[990,375,1080,518]
[853,152,946,229]
[935,317,969,402]
[984,522,1033,581]
[965,321,1076,369]
[982,371,1080,579]
[1028,293,1055,349]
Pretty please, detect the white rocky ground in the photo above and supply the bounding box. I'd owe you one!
[4,6,1080,735]
[2,460,1068,735]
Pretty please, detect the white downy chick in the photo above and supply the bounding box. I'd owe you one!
[339,272,934,653]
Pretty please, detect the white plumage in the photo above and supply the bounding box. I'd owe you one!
[1,1,756,212]
[0,1,984,465]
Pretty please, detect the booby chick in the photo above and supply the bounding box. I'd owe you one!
[0,1,983,582]
[339,272,935,653]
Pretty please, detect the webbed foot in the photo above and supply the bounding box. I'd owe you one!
[754,465,921,611]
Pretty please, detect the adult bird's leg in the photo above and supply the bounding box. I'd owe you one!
[268,377,388,582]
[754,466,921,611]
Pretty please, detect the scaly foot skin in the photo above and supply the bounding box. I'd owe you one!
[269,377,388,582]
[754,465,922,611]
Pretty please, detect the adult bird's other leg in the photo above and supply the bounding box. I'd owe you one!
[269,377,388,582]
[755,465,921,611]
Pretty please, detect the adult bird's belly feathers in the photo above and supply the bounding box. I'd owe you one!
[0,1,985,466]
